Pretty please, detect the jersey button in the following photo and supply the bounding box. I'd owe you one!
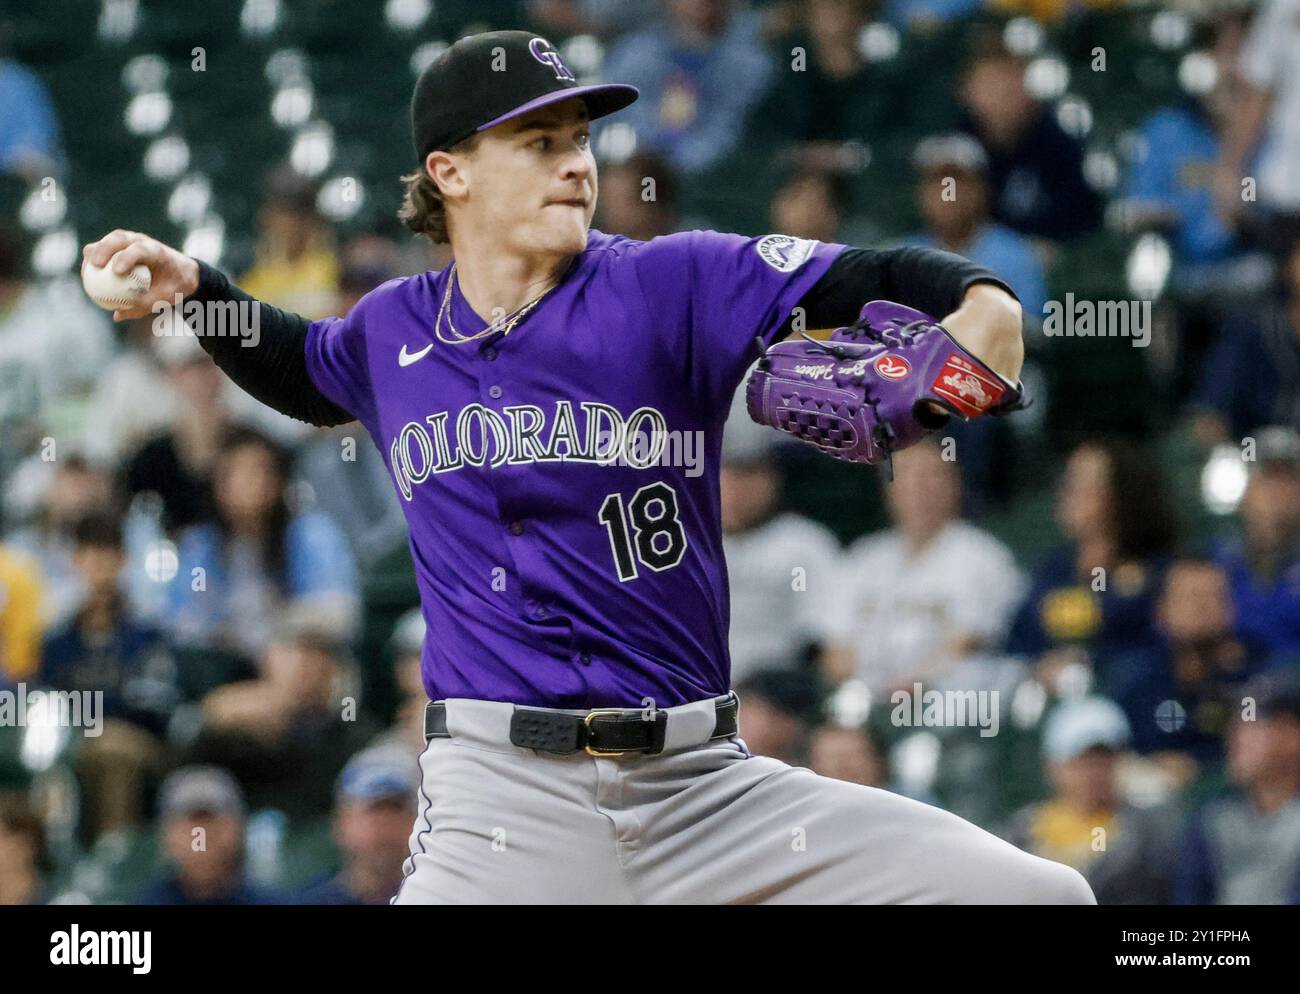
[508,521,525,536]
[578,652,592,666]
[483,347,498,361]
[488,385,503,399]
[533,605,548,619]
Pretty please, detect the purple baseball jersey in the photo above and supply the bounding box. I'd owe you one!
[305,228,845,708]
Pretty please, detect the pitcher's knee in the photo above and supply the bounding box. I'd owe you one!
[1037,862,1097,905]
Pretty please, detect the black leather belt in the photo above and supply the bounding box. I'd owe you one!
[424,694,739,757]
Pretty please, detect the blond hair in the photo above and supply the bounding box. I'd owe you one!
[397,134,480,244]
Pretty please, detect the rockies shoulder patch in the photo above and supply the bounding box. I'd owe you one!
[755,234,817,273]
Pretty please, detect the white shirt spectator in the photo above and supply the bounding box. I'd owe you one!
[1240,0,1300,210]
[828,521,1024,694]
[724,512,841,686]
[0,277,114,454]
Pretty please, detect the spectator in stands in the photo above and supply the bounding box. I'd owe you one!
[123,329,228,534]
[140,766,279,905]
[294,422,408,574]
[0,798,50,905]
[986,0,1125,24]
[80,315,178,468]
[1007,439,1178,685]
[1176,666,1300,904]
[372,608,429,758]
[600,0,772,173]
[527,0,662,39]
[1005,696,1181,905]
[0,229,114,478]
[294,745,418,905]
[336,233,402,314]
[808,721,885,788]
[721,403,841,687]
[165,427,358,663]
[957,45,1102,242]
[734,669,823,765]
[5,455,114,631]
[884,0,981,31]
[239,167,339,319]
[752,0,892,172]
[824,439,1024,694]
[1211,431,1300,661]
[1100,558,1266,768]
[770,168,845,244]
[905,133,1048,318]
[186,613,376,822]
[40,514,178,839]
[0,543,40,686]
[1118,13,1273,401]
[899,133,1043,512]
[1215,0,1300,255]
[593,151,681,240]
[0,50,62,182]
[1119,15,1252,275]
[1190,238,1300,444]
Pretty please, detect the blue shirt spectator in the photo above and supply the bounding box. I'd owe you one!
[599,1,771,172]
[1213,535,1300,661]
[166,510,358,660]
[905,133,1050,321]
[906,225,1048,318]
[885,0,982,29]
[1122,107,1240,266]
[0,59,62,178]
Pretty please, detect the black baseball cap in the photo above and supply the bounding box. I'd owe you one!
[411,30,639,160]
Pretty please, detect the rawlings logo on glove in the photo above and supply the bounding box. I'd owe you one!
[745,300,1025,471]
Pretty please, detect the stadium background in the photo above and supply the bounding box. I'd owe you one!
[0,0,1298,904]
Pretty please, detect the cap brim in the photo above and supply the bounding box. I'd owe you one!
[475,83,639,135]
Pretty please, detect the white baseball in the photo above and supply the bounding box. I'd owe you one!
[81,252,152,311]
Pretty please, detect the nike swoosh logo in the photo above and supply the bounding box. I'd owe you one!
[398,343,433,367]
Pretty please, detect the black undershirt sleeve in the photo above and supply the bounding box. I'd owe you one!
[188,261,354,427]
[788,245,1018,333]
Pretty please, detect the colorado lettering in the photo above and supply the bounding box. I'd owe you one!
[388,400,672,500]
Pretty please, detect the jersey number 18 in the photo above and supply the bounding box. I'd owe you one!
[597,482,688,581]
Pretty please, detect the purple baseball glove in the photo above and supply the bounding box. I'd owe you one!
[745,300,1025,470]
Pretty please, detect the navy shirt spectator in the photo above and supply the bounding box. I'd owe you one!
[1007,440,1179,682]
[958,48,1101,241]
[41,515,179,737]
[1100,559,1269,763]
[138,767,282,906]
[1192,240,1300,442]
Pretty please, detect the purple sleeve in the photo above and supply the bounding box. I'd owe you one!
[304,309,377,430]
[631,230,847,416]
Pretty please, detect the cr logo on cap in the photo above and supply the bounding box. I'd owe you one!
[529,37,575,82]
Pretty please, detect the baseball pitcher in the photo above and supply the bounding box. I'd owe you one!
[84,30,1094,905]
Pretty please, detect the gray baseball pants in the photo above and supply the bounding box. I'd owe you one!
[392,695,1096,905]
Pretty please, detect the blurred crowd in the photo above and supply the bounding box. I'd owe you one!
[1,0,1299,905]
